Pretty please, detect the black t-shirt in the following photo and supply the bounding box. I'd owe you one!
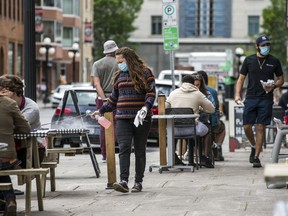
[240,54,283,99]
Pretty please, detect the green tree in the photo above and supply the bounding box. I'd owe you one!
[93,0,143,60]
[262,0,288,71]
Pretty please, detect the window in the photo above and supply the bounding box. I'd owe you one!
[44,0,54,7]
[17,44,23,77]
[151,16,162,35]
[63,0,79,15]
[248,16,259,36]
[63,27,73,47]
[43,21,55,41]
[63,0,73,14]
[35,0,41,6]
[8,42,14,74]
[55,21,62,43]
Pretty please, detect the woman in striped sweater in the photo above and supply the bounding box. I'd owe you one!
[92,47,156,193]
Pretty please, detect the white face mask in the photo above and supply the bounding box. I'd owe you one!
[118,62,128,71]
[259,46,270,56]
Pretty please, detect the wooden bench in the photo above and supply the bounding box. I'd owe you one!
[41,162,57,195]
[0,183,13,190]
[0,168,49,216]
[47,147,84,157]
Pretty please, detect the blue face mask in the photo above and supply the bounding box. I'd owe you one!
[259,46,270,56]
[118,62,128,71]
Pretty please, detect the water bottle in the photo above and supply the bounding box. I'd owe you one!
[96,116,111,129]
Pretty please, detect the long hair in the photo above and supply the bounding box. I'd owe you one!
[192,73,207,96]
[113,47,148,92]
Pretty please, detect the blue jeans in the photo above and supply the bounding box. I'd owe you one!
[116,117,151,183]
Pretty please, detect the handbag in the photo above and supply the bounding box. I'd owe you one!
[173,121,209,137]
[196,121,209,137]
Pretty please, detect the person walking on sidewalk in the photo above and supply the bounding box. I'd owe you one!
[91,40,119,162]
[91,47,156,193]
[235,35,284,168]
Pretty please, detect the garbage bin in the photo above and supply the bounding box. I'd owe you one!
[224,76,237,120]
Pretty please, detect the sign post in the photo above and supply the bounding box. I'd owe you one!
[162,0,178,90]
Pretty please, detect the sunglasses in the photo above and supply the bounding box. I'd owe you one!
[192,74,202,80]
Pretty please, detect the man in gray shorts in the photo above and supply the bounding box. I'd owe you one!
[91,40,119,161]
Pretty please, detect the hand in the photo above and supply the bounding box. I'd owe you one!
[234,96,242,105]
[134,106,148,127]
[90,110,100,119]
[263,84,275,93]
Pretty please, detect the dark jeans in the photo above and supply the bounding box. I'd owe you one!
[116,117,151,183]
[17,147,46,168]
[0,175,15,206]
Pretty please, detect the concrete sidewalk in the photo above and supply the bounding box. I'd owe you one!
[12,140,288,216]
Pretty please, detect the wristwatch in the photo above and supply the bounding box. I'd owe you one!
[272,84,277,90]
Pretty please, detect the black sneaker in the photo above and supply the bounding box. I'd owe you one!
[249,147,255,163]
[214,146,225,161]
[200,156,214,168]
[131,182,142,193]
[113,181,129,193]
[253,156,262,168]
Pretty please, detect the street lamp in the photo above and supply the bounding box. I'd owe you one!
[39,37,55,104]
[68,42,80,82]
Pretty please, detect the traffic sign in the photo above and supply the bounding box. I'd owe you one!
[162,3,177,26]
[163,27,179,50]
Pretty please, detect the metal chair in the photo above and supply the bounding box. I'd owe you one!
[264,106,285,148]
[165,107,199,170]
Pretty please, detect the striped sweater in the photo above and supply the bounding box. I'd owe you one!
[99,69,156,119]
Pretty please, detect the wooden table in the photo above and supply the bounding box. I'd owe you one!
[149,114,199,173]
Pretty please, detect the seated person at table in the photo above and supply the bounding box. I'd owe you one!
[0,75,46,166]
[165,75,215,168]
[194,71,226,161]
[0,75,46,196]
[0,89,31,215]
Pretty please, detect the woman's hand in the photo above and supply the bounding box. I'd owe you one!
[90,110,100,119]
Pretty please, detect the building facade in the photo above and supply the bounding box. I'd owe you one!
[35,0,94,91]
[0,0,94,95]
[0,1,24,76]
[130,0,271,76]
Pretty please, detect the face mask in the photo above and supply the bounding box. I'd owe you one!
[259,46,270,56]
[118,62,128,71]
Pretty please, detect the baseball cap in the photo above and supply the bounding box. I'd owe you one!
[256,35,271,46]
[103,40,119,54]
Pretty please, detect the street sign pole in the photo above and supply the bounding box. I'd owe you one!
[162,0,178,90]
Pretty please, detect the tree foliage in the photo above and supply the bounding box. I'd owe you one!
[262,0,288,71]
[93,0,143,60]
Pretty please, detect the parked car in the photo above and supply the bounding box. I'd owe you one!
[157,70,195,83]
[51,84,73,108]
[51,86,100,151]
[148,79,181,144]
[51,82,93,109]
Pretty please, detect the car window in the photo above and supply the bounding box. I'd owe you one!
[156,84,173,97]
[66,91,96,106]
[163,74,180,81]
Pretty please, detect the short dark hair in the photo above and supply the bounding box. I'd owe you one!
[182,75,195,84]
[197,70,208,85]
[0,74,24,96]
